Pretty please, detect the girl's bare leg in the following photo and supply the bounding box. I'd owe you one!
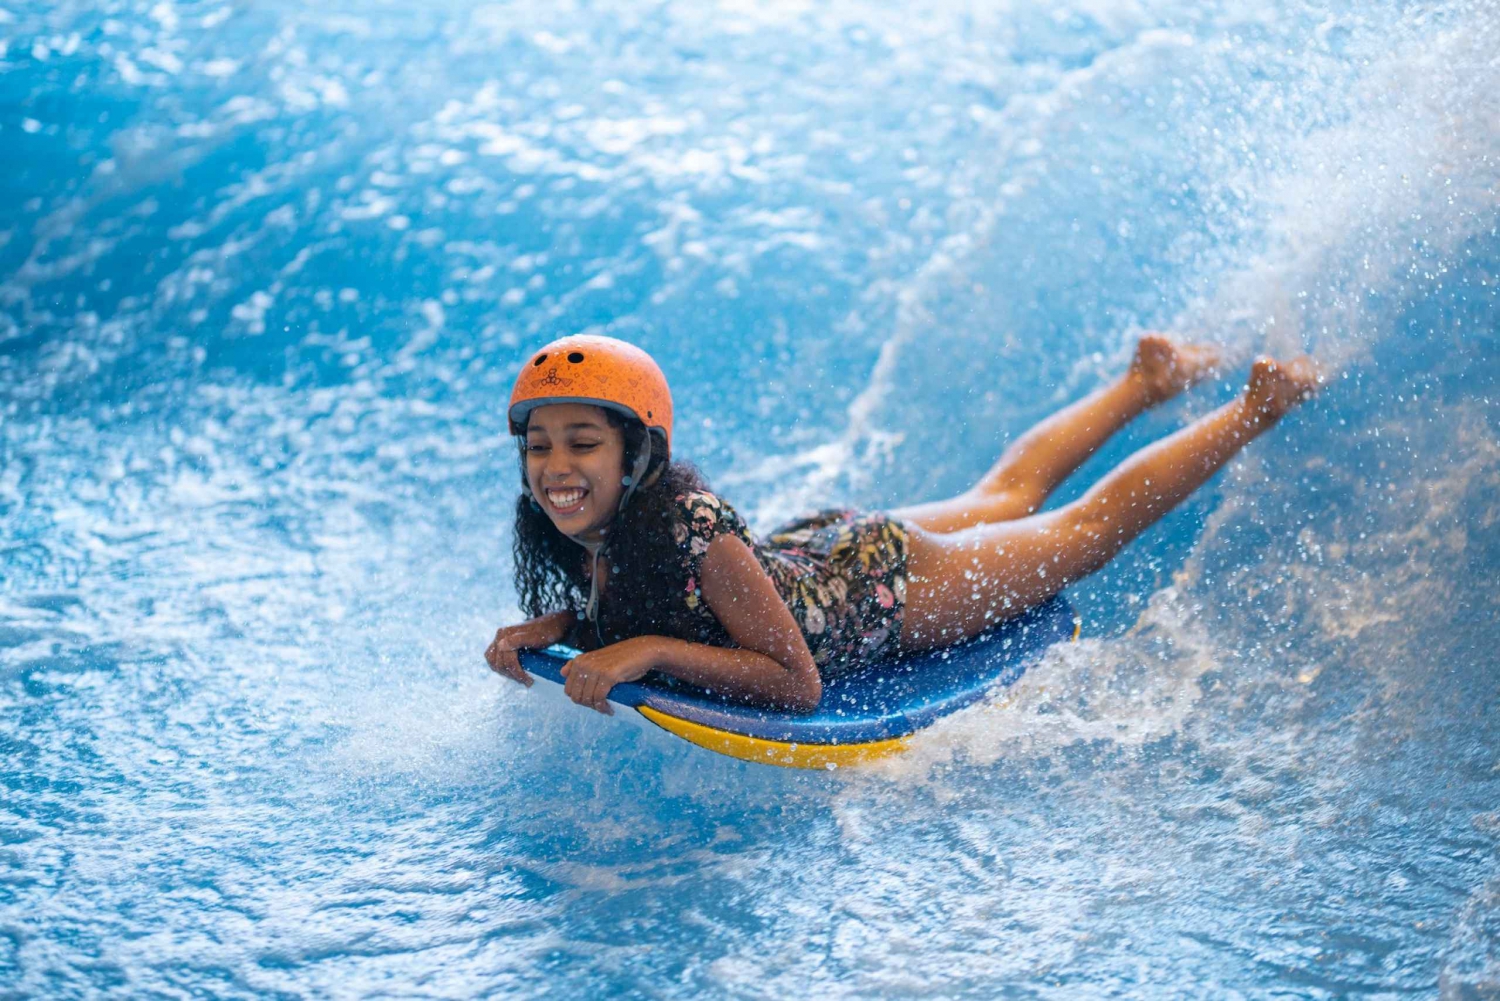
[900,356,1321,650]
[892,335,1222,533]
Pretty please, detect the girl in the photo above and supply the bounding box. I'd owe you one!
[485,334,1319,715]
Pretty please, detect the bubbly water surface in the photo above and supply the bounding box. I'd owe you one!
[3,1,1499,997]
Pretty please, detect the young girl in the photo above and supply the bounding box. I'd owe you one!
[485,334,1319,715]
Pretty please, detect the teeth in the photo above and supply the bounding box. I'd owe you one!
[546,487,587,508]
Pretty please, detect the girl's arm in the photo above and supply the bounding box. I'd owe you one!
[485,609,576,687]
[559,536,823,714]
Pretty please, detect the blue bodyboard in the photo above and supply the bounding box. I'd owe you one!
[517,597,1075,766]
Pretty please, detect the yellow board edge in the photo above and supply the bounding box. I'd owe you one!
[639,615,1081,769]
[637,705,911,770]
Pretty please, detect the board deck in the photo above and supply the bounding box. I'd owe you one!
[517,596,1076,768]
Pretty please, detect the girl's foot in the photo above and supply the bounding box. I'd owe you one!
[1245,355,1322,425]
[1130,334,1224,405]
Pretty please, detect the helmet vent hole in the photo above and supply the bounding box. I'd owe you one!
[567,351,585,363]
[647,411,653,418]
[532,354,547,366]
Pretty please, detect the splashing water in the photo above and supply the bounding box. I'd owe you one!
[3,0,1498,996]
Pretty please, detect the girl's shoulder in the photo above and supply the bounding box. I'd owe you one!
[670,488,753,547]
[674,487,726,515]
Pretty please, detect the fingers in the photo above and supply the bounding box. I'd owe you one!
[496,656,533,687]
[583,668,614,715]
[484,633,532,687]
[564,659,589,707]
[563,658,614,715]
[484,628,508,670]
[568,660,607,711]
[503,650,533,687]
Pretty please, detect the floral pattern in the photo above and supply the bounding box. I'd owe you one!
[672,490,911,674]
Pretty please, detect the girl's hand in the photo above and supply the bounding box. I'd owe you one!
[559,637,659,715]
[485,611,574,688]
[484,625,536,688]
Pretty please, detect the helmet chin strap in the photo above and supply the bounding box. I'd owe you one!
[615,427,655,513]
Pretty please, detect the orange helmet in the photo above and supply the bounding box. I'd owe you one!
[508,334,673,454]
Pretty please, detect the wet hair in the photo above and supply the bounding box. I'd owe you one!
[511,408,720,651]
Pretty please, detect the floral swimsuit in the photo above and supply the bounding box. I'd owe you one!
[673,490,911,675]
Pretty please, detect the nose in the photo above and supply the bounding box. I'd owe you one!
[536,449,575,483]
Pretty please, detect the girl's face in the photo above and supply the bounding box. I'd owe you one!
[524,403,627,543]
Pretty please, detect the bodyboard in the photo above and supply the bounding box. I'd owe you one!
[517,596,1076,769]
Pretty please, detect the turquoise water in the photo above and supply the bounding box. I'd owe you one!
[3,0,1499,996]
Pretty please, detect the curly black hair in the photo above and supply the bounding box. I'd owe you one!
[511,409,729,652]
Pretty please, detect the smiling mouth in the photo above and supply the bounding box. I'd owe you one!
[544,486,589,513]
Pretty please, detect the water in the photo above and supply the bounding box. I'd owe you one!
[3,0,1498,996]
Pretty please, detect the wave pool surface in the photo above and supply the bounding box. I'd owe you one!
[3,0,1499,997]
